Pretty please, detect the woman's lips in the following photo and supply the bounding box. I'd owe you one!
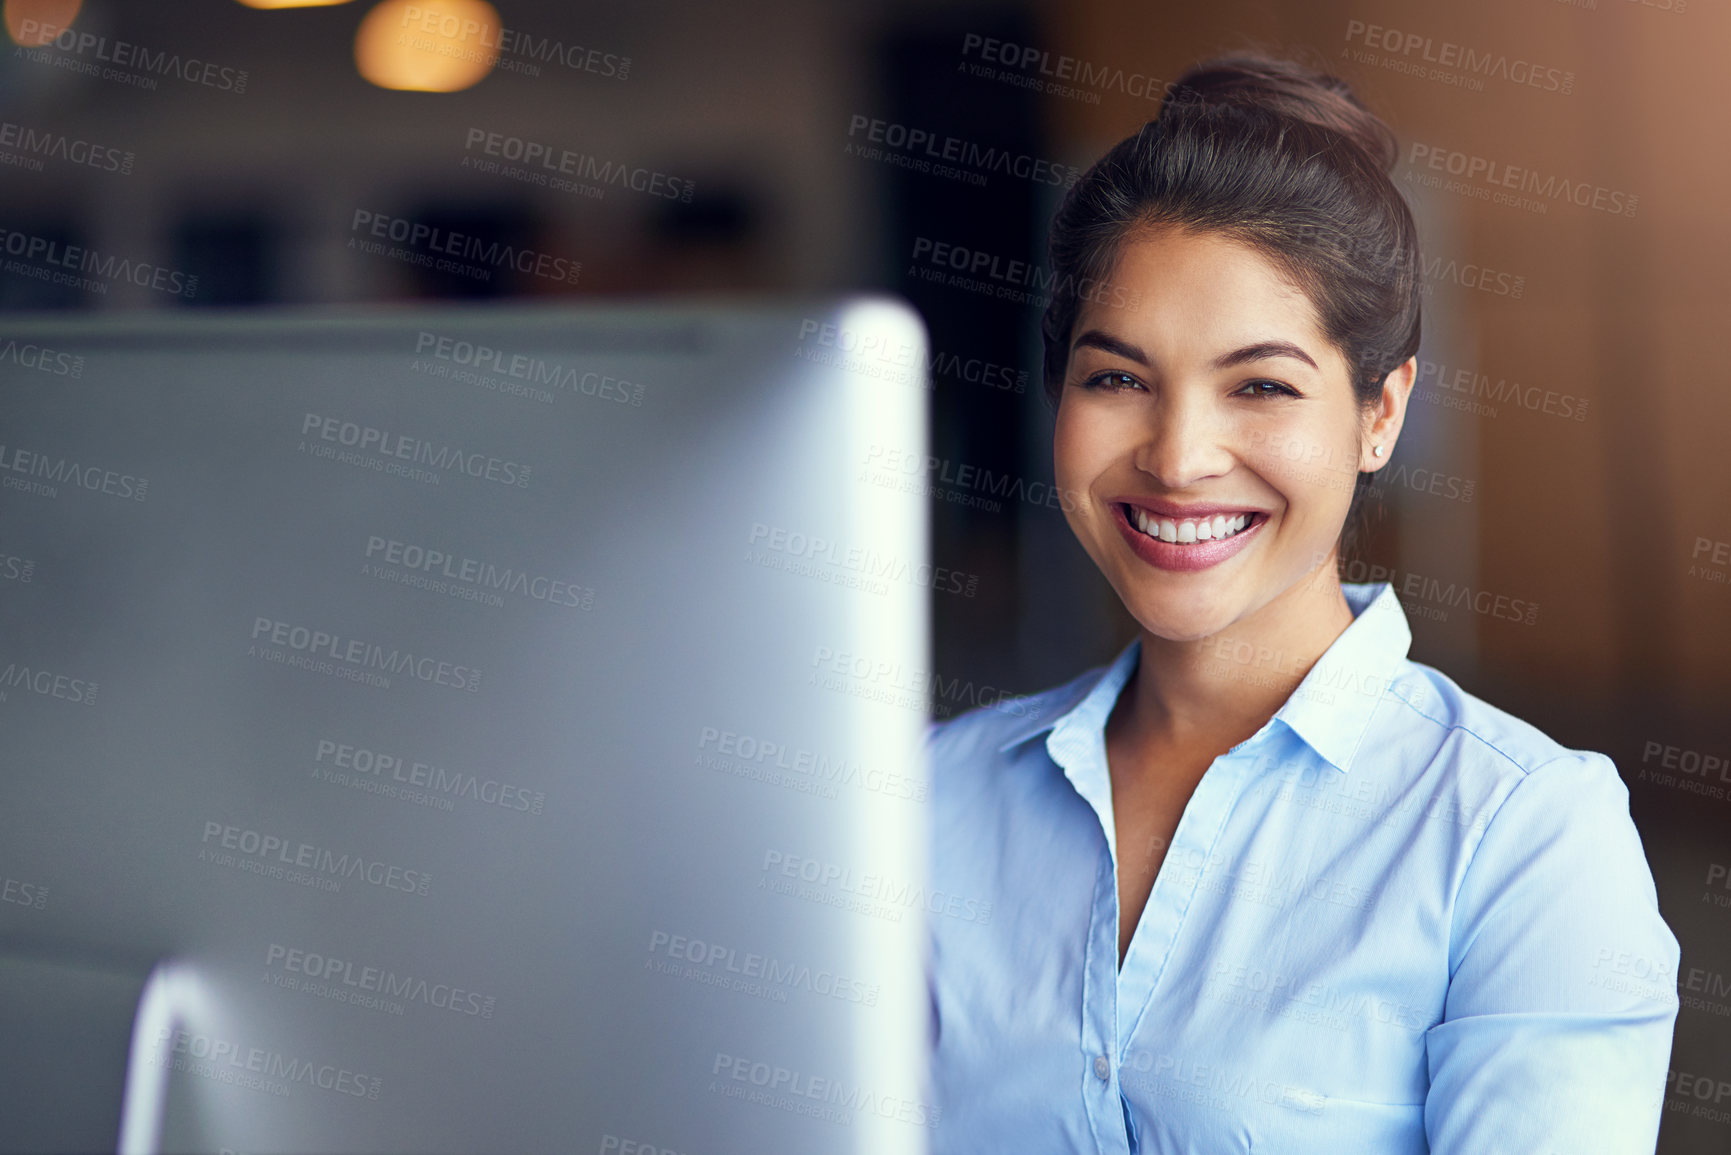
[1110,501,1268,573]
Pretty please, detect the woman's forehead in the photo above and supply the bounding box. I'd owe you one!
[1074,230,1338,372]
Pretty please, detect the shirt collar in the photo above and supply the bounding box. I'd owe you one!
[992,639,1138,755]
[993,582,1411,774]
[1272,581,1411,773]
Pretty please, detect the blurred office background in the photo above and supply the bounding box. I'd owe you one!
[1,0,1727,1147]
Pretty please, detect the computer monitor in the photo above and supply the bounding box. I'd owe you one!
[0,298,934,1154]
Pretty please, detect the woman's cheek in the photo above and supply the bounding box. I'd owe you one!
[1241,424,1360,513]
[1051,406,1097,542]
[1053,402,1117,503]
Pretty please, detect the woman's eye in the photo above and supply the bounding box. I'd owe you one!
[1237,379,1297,398]
[1083,370,1141,392]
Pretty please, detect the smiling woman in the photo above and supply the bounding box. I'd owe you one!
[923,53,1678,1155]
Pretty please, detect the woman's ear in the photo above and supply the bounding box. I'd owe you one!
[1360,356,1416,473]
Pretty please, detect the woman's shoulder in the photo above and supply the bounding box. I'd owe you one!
[1393,660,1675,1007]
[1383,656,1622,796]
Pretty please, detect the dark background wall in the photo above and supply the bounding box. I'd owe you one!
[2,1,1726,1147]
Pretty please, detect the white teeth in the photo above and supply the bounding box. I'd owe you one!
[1128,506,1255,545]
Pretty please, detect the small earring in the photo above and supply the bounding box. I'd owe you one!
[1372,445,1384,458]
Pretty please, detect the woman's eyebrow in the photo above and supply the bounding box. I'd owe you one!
[1211,340,1318,371]
[1071,330,1319,372]
[1070,329,1149,364]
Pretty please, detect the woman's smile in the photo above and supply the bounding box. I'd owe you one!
[1109,500,1271,573]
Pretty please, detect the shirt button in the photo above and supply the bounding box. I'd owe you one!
[1093,1055,1111,1081]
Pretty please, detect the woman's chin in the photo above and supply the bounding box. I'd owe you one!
[1122,592,1243,644]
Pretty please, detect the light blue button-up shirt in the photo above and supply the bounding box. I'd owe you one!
[924,581,1679,1154]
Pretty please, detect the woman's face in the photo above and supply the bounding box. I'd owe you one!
[1054,226,1386,643]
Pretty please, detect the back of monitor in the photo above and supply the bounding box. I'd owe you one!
[0,298,934,1155]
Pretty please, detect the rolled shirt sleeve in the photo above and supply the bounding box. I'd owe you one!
[1425,751,1680,1153]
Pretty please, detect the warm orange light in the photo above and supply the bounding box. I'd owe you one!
[4,0,81,46]
[354,0,499,93]
[236,0,355,8]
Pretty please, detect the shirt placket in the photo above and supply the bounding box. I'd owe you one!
[1046,719,1132,1154]
[1115,746,1254,1052]
[1058,717,1272,1153]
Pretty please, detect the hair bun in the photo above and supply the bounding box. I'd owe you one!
[1163,53,1398,173]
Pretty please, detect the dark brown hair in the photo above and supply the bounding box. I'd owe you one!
[1039,52,1421,556]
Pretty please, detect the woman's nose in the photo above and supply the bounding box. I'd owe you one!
[1130,397,1234,490]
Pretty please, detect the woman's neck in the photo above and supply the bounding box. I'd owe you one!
[1110,566,1359,760]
